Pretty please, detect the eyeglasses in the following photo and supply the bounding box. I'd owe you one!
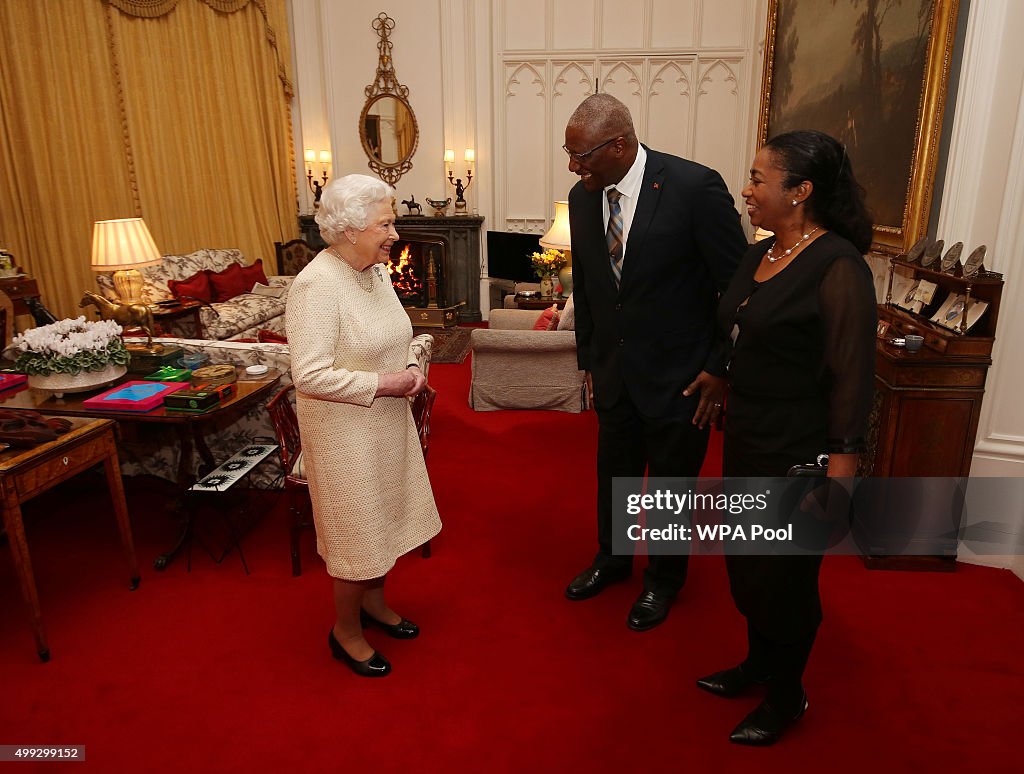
[562,136,619,163]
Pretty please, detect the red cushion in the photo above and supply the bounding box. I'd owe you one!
[167,270,213,303]
[208,262,249,302]
[238,258,269,290]
[531,305,560,331]
[257,329,287,344]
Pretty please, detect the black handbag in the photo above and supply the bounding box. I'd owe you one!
[787,454,829,477]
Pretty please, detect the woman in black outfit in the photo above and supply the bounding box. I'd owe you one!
[697,130,876,745]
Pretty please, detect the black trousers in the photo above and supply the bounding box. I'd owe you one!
[593,389,710,596]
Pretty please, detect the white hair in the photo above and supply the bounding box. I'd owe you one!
[315,174,395,244]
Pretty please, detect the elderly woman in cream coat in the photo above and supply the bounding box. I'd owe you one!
[286,174,441,678]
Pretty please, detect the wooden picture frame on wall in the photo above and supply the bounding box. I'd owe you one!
[756,0,961,253]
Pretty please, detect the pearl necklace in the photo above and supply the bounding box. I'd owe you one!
[326,246,382,292]
[766,226,821,263]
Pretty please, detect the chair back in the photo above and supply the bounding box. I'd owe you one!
[410,384,437,458]
[266,384,301,478]
[274,239,318,276]
[0,289,14,350]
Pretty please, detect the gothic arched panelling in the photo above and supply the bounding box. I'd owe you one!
[504,62,547,221]
[552,62,593,201]
[647,60,693,159]
[600,61,644,136]
[693,59,742,198]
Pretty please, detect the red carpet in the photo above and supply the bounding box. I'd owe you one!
[1,351,1022,772]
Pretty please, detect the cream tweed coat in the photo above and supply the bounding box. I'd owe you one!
[286,251,441,580]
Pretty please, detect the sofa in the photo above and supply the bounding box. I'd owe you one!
[95,248,292,341]
[469,304,587,413]
[116,333,433,488]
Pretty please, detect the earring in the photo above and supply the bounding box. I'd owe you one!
[792,199,798,206]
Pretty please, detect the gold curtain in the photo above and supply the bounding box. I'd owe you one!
[0,0,296,321]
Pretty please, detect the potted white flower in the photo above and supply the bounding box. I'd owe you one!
[9,316,130,394]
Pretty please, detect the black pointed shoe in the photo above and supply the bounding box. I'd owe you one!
[565,565,631,600]
[626,590,673,631]
[360,610,420,639]
[696,665,769,698]
[328,631,391,677]
[728,695,808,746]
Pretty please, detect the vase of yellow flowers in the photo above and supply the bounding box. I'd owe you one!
[530,248,566,299]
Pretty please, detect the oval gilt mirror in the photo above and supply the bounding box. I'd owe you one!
[360,13,418,186]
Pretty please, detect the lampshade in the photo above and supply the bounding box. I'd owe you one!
[444,149,456,163]
[539,201,571,249]
[318,150,331,165]
[90,218,161,271]
[303,148,316,164]
[464,148,475,163]
[90,218,161,305]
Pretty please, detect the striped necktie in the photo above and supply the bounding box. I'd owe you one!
[606,188,624,287]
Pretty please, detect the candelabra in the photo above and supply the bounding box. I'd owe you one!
[445,149,475,215]
[304,149,331,209]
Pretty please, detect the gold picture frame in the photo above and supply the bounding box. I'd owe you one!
[756,0,961,253]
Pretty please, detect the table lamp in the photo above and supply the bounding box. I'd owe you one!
[90,218,162,305]
[539,200,572,297]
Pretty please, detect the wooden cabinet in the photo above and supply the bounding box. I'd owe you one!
[862,255,1003,569]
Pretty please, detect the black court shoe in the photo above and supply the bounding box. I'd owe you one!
[328,630,391,677]
[728,695,808,746]
[360,610,420,639]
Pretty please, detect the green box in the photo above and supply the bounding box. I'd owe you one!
[143,366,192,382]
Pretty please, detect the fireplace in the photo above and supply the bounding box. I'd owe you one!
[387,232,463,327]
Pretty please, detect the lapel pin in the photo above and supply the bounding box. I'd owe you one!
[653,182,660,190]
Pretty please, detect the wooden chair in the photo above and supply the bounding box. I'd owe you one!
[0,289,14,350]
[267,383,437,576]
[273,239,317,276]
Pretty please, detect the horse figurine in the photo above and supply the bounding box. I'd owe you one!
[79,291,155,348]
[400,195,422,216]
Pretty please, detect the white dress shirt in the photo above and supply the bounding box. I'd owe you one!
[602,144,647,265]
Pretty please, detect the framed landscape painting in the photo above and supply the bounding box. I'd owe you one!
[756,0,961,253]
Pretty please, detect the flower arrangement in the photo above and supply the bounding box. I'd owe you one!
[10,317,130,376]
[530,248,566,279]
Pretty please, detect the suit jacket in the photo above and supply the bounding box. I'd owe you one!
[569,147,747,418]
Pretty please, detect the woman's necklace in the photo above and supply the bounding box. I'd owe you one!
[766,226,821,263]
[326,246,379,293]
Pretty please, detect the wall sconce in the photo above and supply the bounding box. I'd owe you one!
[305,148,331,208]
[446,148,474,216]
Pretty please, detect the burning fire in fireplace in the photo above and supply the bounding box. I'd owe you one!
[386,244,424,304]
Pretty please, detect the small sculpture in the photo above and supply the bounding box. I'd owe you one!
[401,195,422,216]
[79,291,155,348]
[425,196,451,217]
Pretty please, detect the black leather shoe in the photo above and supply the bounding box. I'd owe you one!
[729,695,808,746]
[626,590,673,631]
[328,631,391,677]
[360,610,419,639]
[696,665,768,698]
[565,565,630,600]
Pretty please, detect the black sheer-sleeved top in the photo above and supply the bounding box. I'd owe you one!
[717,231,877,456]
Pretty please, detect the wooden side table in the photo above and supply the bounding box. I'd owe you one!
[0,417,140,662]
[516,297,567,310]
[0,273,42,326]
[150,300,203,337]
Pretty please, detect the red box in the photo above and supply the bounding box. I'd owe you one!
[83,381,188,412]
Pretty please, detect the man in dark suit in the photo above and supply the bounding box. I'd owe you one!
[563,94,747,630]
